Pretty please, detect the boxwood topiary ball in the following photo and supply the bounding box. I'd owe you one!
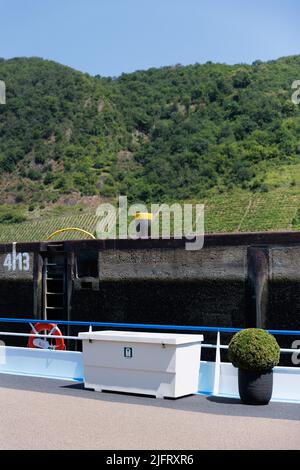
[228,328,280,371]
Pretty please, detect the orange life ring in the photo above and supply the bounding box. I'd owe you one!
[27,322,65,350]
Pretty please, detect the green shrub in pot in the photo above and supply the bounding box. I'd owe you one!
[228,329,280,405]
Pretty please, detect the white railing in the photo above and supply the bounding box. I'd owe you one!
[0,318,299,401]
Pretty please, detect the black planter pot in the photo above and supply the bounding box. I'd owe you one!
[238,369,273,405]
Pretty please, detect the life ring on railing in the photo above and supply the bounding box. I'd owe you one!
[27,322,65,350]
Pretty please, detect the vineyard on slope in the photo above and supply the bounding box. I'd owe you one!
[0,187,298,242]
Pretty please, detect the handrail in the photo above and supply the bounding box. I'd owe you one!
[0,317,299,336]
[0,331,79,340]
[0,317,241,333]
[0,332,298,354]
[46,228,96,240]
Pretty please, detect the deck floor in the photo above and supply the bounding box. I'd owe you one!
[0,373,299,450]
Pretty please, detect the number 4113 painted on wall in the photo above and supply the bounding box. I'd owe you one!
[3,253,30,271]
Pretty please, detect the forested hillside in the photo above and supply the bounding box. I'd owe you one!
[0,55,300,233]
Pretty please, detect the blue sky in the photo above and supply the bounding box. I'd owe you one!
[0,0,299,76]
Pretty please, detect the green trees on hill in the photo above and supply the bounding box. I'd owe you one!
[116,59,300,201]
[0,55,300,213]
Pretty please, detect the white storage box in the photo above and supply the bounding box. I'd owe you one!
[78,330,203,398]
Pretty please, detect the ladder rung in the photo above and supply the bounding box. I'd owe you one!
[46,264,64,267]
[46,277,64,281]
[46,306,64,310]
[46,292,64,295]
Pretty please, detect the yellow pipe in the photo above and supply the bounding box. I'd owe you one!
[46,227,96,241]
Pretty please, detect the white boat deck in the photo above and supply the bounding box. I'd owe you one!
[0,374,299,450]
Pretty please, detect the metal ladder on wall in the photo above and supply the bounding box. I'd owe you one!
[42,243,66,321]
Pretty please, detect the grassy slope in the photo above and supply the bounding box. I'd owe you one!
[1,164,299,242]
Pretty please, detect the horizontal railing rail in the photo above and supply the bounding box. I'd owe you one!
[0,332,297,354]
[0,331,79,341]
[0,317,298,355]
[0,317,299,336]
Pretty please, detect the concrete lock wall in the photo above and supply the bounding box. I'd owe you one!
[0,235,299,331]
[71,242,300,330]
[72,246,247,327]
[0,251,34,346]
[268,247,300,330]
[98,247,246,281]
[0,251,34,318]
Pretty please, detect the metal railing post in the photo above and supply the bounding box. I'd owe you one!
[213,331,221,396]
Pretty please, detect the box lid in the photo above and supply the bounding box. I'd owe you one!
[78,330,203,345]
